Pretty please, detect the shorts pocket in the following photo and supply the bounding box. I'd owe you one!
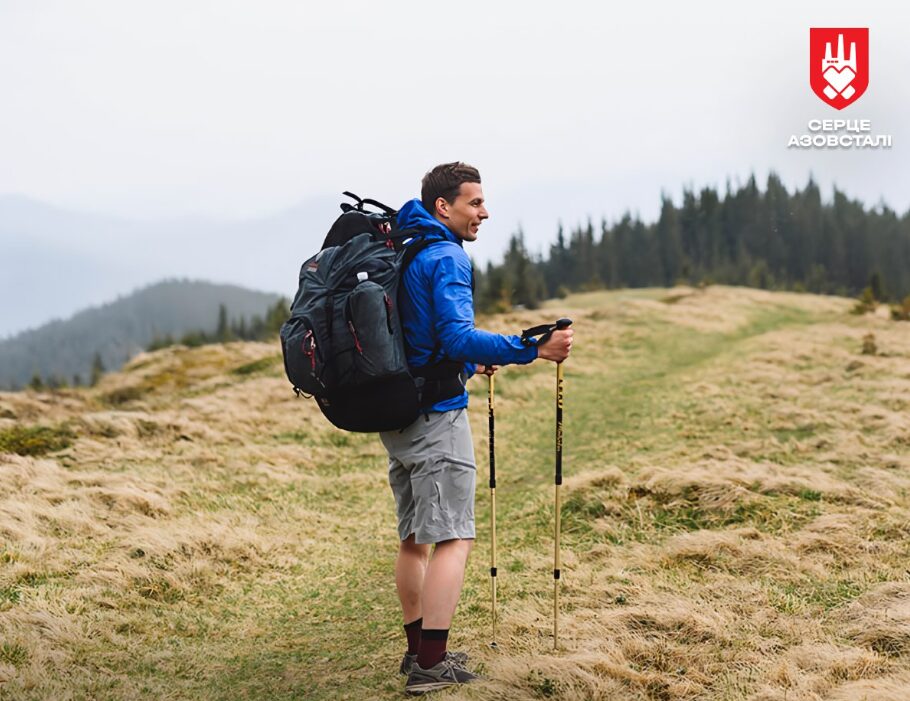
[432,458,476,529]
[412,459,476,542]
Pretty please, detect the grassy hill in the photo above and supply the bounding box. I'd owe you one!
[0,279,282,390]
[1,286,909,700]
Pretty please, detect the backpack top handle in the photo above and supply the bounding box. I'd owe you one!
[340,192,398,216]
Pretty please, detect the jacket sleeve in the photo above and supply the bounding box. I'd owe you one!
[430,250,538,367]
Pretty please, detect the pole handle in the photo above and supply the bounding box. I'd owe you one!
[520,318,574,347]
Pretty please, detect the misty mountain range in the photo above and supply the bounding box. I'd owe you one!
[0,279,282,390]
[0,193,342,340]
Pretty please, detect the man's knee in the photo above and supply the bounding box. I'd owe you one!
[434,537,474,555]
[400,534,431,561]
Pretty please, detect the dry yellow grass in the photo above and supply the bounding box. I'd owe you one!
[1,286,909,700]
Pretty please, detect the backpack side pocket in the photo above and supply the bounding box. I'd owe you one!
[280,315,331,394]
[345,281,404,381]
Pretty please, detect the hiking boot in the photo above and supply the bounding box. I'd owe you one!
[405,657,479,695]
[399,651,469,676]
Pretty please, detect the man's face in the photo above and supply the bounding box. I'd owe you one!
[434,181,489,242]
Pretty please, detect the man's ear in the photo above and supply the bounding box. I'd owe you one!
[435,197,449,219]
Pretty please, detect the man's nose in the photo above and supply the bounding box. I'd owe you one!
[479,206,489,220]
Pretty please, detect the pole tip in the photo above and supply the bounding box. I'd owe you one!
[490,641,498,649]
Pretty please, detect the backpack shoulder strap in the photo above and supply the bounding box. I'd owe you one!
[399,234,446,272]
[399,235,473,371]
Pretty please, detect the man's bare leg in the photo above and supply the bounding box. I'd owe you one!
[422,539,474,629]
[396,534,431,623]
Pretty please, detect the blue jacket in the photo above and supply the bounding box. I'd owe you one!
[397,199,538,412]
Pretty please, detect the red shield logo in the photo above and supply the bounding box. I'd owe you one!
[810,28,869,110]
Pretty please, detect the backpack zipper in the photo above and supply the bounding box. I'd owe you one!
[348,321,364,354]
[383,294,394,334]
[302,330,316,372]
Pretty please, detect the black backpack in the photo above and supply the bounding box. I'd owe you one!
[279,193,465,432]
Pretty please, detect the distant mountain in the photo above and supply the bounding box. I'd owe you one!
[0,193,338,339]
[0,279,282,389]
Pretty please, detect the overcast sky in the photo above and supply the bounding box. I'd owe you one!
[1,1,907,267]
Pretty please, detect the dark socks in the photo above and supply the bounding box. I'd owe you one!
[403,617,422,655]
[417,628,449,669]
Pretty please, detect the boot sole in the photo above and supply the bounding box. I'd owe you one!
[405,680,458,695]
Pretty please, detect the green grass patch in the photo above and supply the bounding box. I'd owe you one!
[562,491,610,520]
[16,572,50,587]
[272,427,376,451]
[647,497,819,534]
[0,423,74,456]
[231,356,281,376]
[552,486,820,550]
[0,586,22,604]
[274,430,310,443]
[101,385,145,406]
[325,431,352,448]
[766,577,866,614]
[772,425,818,442]
[0,642,29,667]
[528,670,560,697]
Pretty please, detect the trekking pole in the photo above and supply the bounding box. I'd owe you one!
[518,317,573,649]
[553,317,572,650]
[488,373,498,648]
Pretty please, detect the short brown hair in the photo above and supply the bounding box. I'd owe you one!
[421,162,481,214]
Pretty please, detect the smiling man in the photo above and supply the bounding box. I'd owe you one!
[382,162,573,695]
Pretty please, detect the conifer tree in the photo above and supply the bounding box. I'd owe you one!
[655,195,683,285]
[29,373,45,391]
[869,272,885,302]
[91,353,105,386]
[216,304,232,342]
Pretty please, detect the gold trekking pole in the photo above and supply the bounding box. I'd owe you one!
[552,318,572,650]
[519,317,573,650]
[488,373,498,648]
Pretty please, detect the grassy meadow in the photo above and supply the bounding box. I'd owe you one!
[2,286,910,700]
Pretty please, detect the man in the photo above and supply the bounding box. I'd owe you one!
[380,162,573,695]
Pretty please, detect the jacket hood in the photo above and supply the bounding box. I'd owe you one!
[397,199,461,246]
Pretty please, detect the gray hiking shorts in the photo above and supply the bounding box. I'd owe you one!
[379,409,476,545]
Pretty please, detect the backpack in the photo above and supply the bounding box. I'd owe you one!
[279,193,465,432]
